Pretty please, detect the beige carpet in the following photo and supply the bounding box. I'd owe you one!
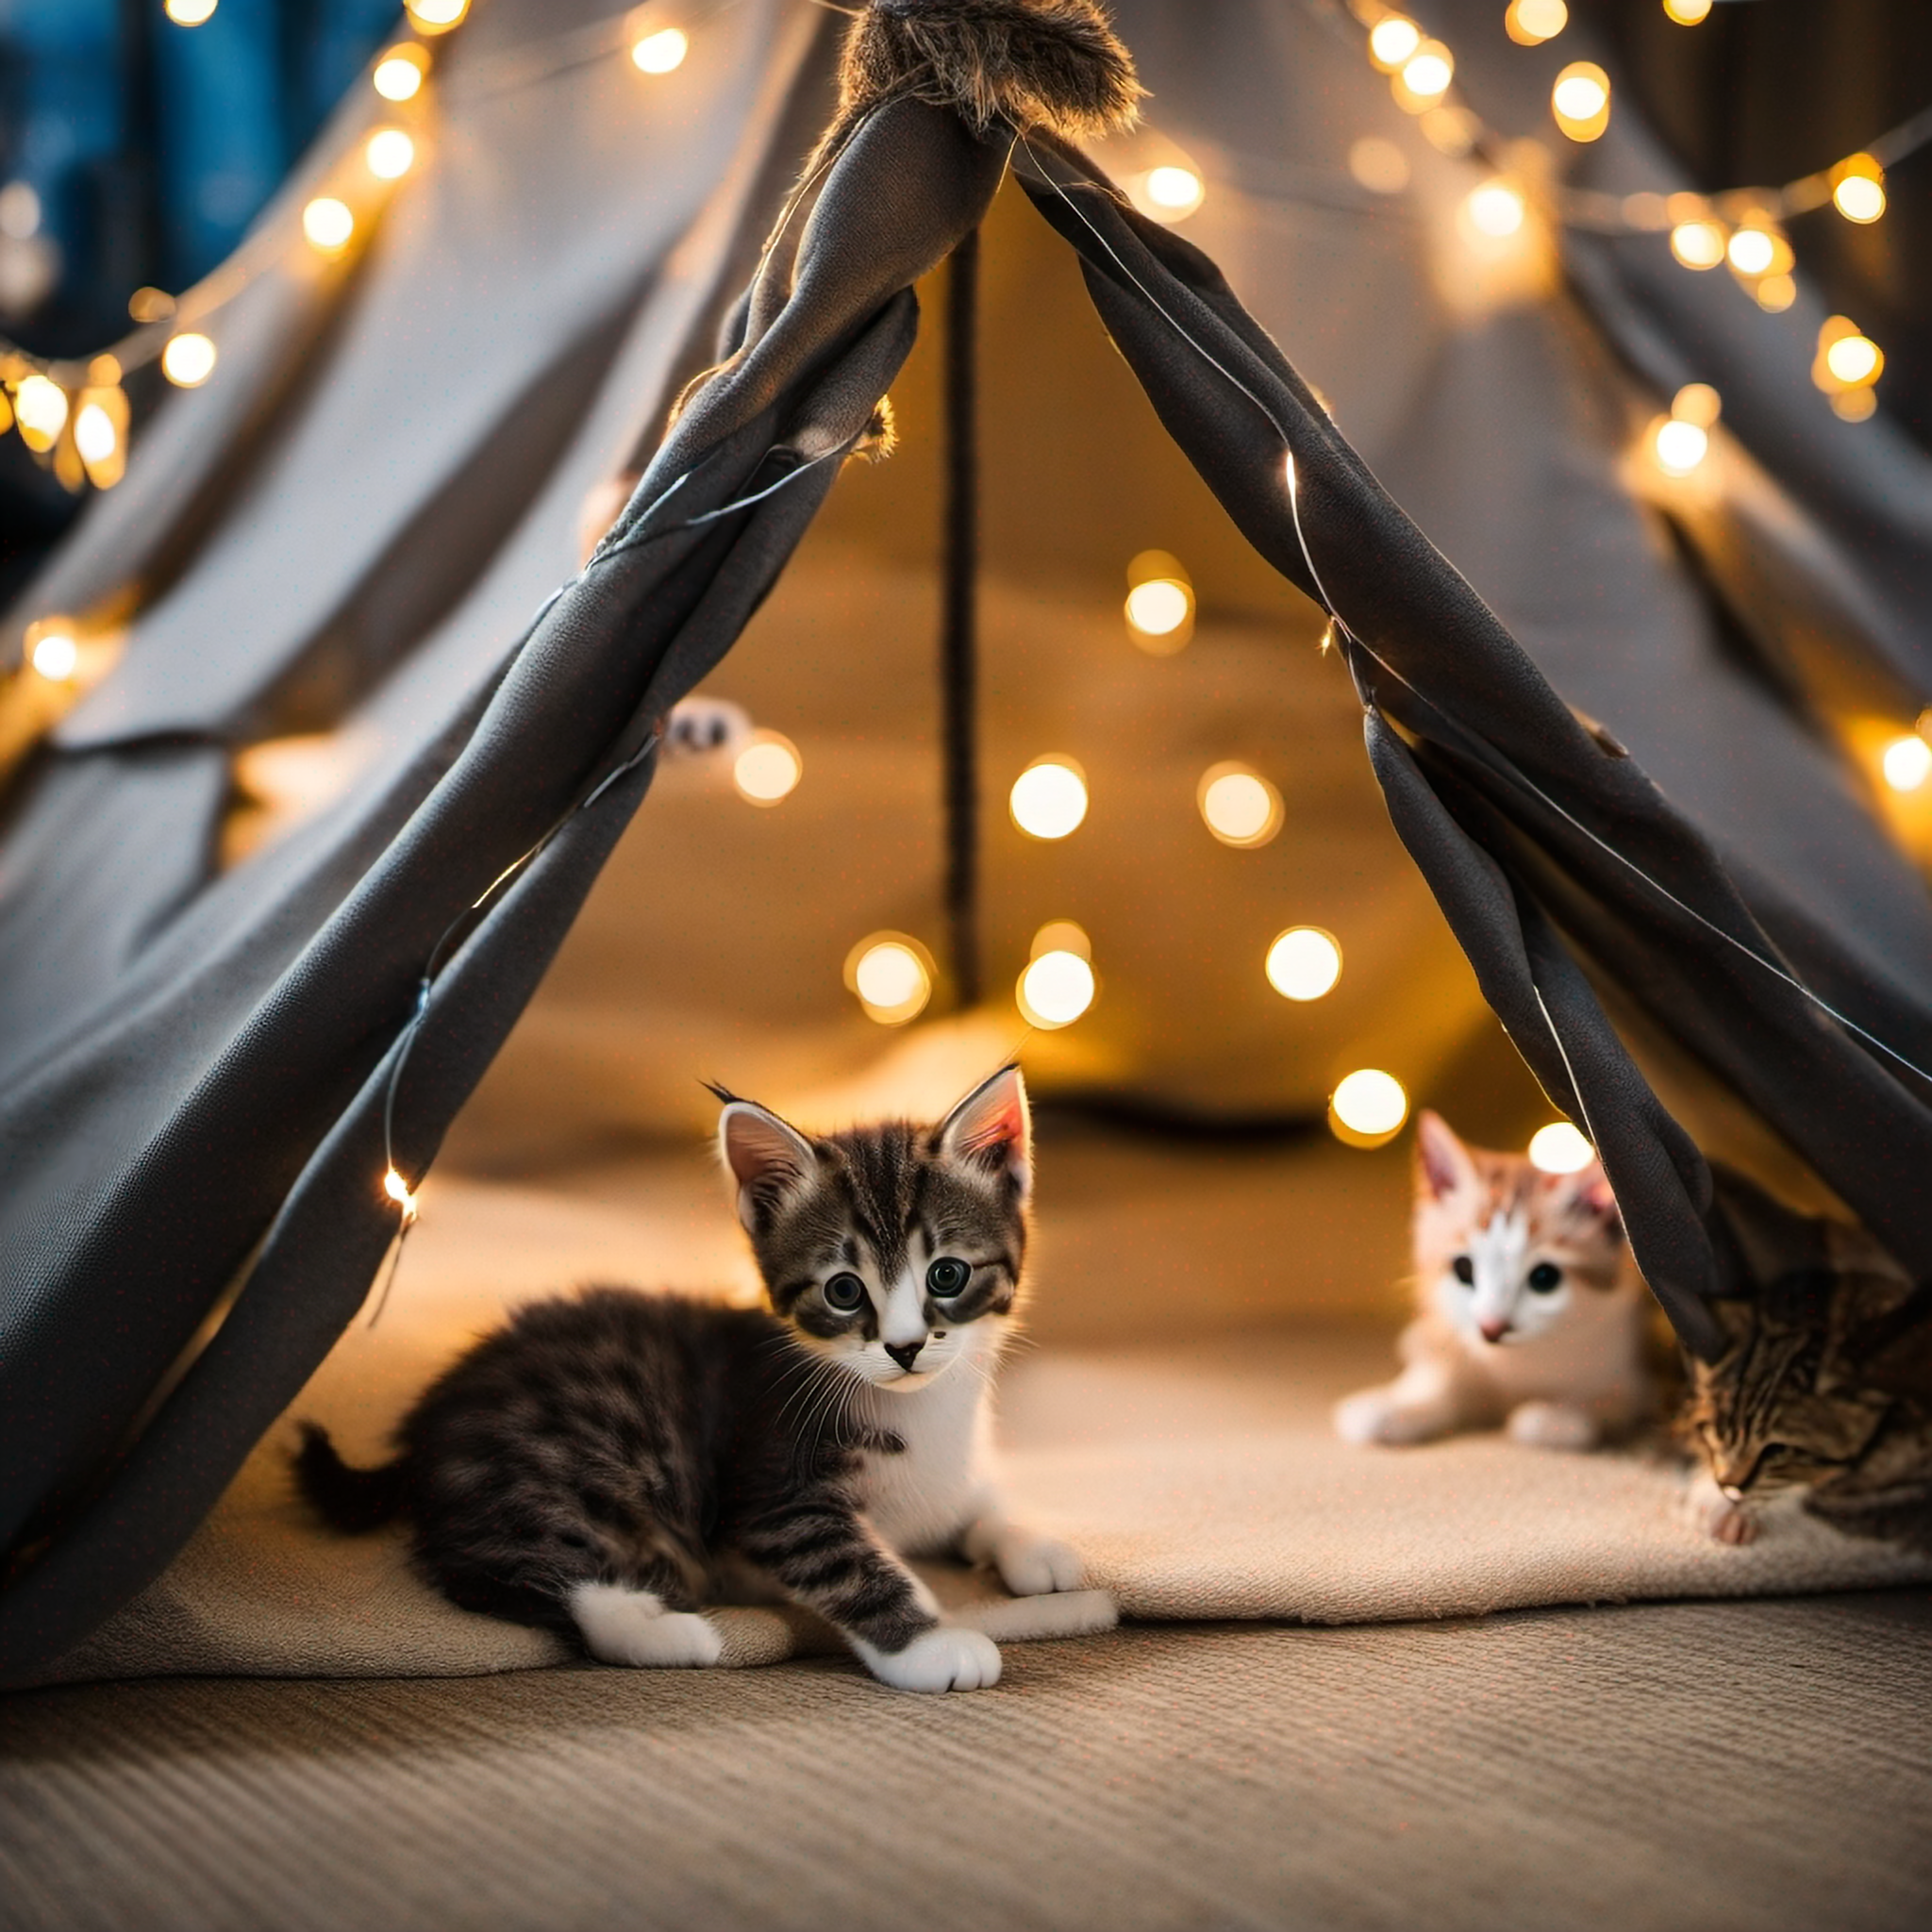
[7,1595,1932,1932]
[31,1172,1932,1689]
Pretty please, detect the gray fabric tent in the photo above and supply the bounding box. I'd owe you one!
[4,0,1931,1683]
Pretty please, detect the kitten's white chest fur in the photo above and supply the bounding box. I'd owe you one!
[852,1366,996,1557]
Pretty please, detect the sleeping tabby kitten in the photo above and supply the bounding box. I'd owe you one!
[1334,1110,1653,1450]
[1680,1168,1932,1548]
[295,1066,1082,1692]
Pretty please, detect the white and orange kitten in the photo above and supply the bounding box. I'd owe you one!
[1334,1111,1654,1451]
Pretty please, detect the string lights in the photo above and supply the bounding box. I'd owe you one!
[732,729,802,805]
[1266,927,1342,1003]
[1124,549,1193,652]
[1340,2,1927,420]
[1197,763,1283,848]
[846,934,934,1025]
[1329,1069,1408,1148]
[1018,923,1096,1029]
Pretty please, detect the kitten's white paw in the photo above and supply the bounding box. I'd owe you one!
[1333,1389,1445,1446]
[1507,1400,1600,1452]
[1682,1473,1759,1546]
[990,1528,1085,1596]
[570,1584,724,1668]
[855,1625,1002,1693]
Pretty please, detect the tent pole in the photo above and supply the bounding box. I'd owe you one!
[941,225,982,1009]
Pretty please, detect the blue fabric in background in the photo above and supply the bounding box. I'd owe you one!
[0,0,400,348]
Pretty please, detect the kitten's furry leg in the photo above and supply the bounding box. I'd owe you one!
[1507,1400,1601,1451]
[1682,1470,1758,1545]
[1333,1360,1470,1445]
[960,1513,1085,1595]
[569,1583,724,1668]
[735,1497,1000,1692]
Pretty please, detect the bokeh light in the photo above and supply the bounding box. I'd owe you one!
[29,627,78,682]
[11,375,67,452]
[1348,138,1409,196]
[732,731,801,806]
[1142,166,1205,219]
[1018,950,1096,1030]
[1400,45,1454,106]
[1552,62,1610,142]
[1465,180,1526,239]
[846,935,933,1025]
[1654,419,1708,476]
[74,403,116,465]
[1505,0,1568,45]
[632,27,689,74]
[1663,0,1712,23]
[303,197,355,251]
[1726,227,1774,276]
[1882,735,1932,792]
[1834,174,1886,225]
[1198,764,1283,848]
[367,129,416,180]
[1825,333,1882,387]
[1368,17,1422,70]
[1528,1122,1595,1174]
[374,46,429,101]
[162,333,217,387]
[1010,758,1089,840]
[1266,927,1341,1003]
[1330,1070,1408,1147]
[406,0,469,32]
[1669,220,1726,270]
[164,0,219,25]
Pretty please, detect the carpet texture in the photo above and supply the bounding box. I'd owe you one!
[6,1594,1932,1932]
[26,1171,1932,1687]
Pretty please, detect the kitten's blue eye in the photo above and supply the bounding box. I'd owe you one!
[824,1273,867,1312]
[1452,1256,1474,1286]
[926,1257,971,1297]
[1527,1262,1563,1292]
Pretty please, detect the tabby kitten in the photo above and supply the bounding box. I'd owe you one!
[1334,1110,1653,1450]
[295,1066,1082,1692]
[1680,1168,1932,1548]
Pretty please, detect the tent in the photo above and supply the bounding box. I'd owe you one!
[4,0,1931,1684]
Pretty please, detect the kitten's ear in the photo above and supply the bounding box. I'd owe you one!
[717,1099,817,1231]
[1566,1158,1620,1225]
[1414,1110,1476,1202]
[938,1065,1032,1198]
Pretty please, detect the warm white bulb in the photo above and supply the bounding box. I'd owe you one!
[1009,760,1089,840]
[732,732,801,805]
[1654,419,1708,476]
[1672,382,1722,429]
[1755,273,1797,313]
[1368,17,1423,68]
[164,0,219,25]
[30,630,78,681]
[1825,334,1882,387]
[1401,49,1453,101]
[1143,166,1204,216]
[632,27,689,74]
[366,128,415,180]
[1019,951,1096,1029]
[303,197,354,250]
[1528,1122,1594,1174]
[1265,928,1341,1002]
[1669,221,1726,270]
[1331,1069,1408,1141]
[1124,578,1191,637]
[161,332,217,387]
[12,374,67,450]
[1507,0,1568,44]
[407,0,468,28]
[1466,180,1525,238]
[74,403,117,465]
[1882,735,1932,792]
[1198,766,1282,847]
[373,53,426,102]
[852,940,931,1024]
[1726,227,1774,275]
[1833,175,1886,224]
[1663,0,1712,24]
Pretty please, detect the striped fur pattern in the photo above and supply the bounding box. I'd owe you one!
[1678,1185,1932,1548]
[296,1068,1080,1692]
[1334,1110,1654,1452]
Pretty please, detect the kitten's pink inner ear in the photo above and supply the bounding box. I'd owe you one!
[1414,1109,1472,1201]
[719,1102,814,1196]
[941,1067,1032,1193]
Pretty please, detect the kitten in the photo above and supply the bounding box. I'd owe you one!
[1333,1110,1653,1451]
[1679,1167,1932,1547]
[294,1066,1082,1692]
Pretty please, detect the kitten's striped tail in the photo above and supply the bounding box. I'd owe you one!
[292,1421,408,1533]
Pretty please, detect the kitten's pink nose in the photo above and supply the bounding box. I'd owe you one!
[885,1340,925,1374]
[1479,1319,1512,1344]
